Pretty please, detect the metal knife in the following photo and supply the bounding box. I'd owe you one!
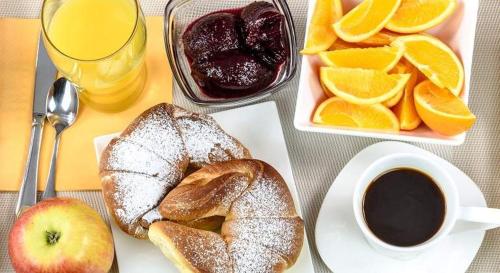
[15,33,58,216]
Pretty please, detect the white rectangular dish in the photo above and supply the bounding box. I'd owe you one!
[294,0,479,145]
[94,101,315,273]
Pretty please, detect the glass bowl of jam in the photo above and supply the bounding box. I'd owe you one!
[164,0,298,107]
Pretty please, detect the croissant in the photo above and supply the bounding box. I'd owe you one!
[99,103,251,238]
[149,159,304,273]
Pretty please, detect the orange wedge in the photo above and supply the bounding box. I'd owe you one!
[333,0,402,42]
[313,97,399,132]
[387,0,458,33]
[302,0,343,54]
[357,29,400,46]
[392,63,422,130]
[320,67,410,105]
[383,61,410,107]
[321,81,335,97]
[328,39,360,50]
[383,87,404,108]
[389,61,410,74]
[392,35,464,96]
[414,80,475,136]
[319,46,403,72]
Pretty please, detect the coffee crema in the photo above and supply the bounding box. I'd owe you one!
[363,168,446,247]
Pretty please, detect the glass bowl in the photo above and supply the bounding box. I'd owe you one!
[164,0,298,107]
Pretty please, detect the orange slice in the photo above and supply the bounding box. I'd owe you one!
[321,81,335,97]
[383,61,410,107]
[328,39,360,50]
[313,97,399,132]
[392,63,422,130]
[302,0,343,54]
[392,34,464,96]
[357,29,400,46]
[320,67,410,105]
[319,46,403,72]
[414,80,475,136]
[389,61,410,74]
[383,87,404,108]
[387,0,458,33]
[333,0,402,42]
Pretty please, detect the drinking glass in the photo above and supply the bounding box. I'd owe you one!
[41,0,147,112]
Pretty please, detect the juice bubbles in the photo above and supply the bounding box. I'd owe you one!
[42,0,147,112]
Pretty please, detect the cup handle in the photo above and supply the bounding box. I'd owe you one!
[451,206,500,233]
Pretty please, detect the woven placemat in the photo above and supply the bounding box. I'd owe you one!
[1,0,499,272]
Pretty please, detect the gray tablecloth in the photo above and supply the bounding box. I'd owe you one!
[1,0,499,272]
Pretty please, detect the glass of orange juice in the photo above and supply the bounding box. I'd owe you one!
[41,0,147,112]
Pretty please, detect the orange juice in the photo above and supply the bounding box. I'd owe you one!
[43,0,147,112]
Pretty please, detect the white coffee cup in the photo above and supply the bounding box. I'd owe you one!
[353,153,500,259]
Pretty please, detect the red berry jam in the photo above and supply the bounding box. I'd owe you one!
[183,2,288,99]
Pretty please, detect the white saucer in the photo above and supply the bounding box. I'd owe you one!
[315,141,486,273]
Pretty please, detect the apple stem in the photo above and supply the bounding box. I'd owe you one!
[46,231,61,245]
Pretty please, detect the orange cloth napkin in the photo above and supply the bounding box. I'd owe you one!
[0,17,173,191]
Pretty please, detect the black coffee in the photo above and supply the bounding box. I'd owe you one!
[363,168,446,247]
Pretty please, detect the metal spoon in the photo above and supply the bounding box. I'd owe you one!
[41,78,79,200]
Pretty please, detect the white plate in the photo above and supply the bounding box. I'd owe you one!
[315,141,486,273]
[294,0,479,145]
[94,101,315,273]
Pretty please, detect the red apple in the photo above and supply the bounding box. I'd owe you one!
[9,198,114,273]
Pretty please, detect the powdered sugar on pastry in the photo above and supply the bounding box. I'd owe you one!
[122,104,187,166]
[104,170,181,236]
[173,108,251,167]
[228,175,296,219]
[100,138,170,179]
[141,207,163,227]
[224,218,302,257]
[179,232,231,273]
[149,221,232,273]
[228,239,287,273]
